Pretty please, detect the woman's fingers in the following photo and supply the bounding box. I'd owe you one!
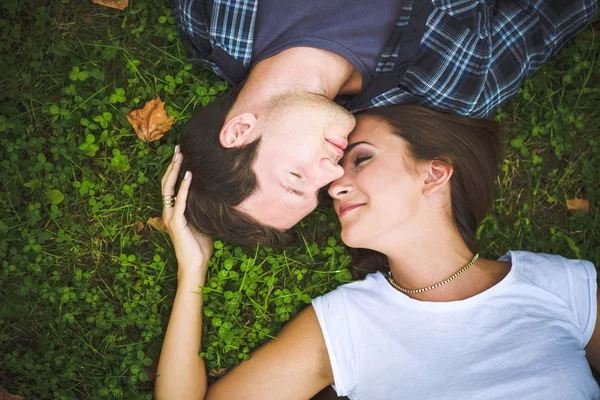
[162,145,182,222]
[162,148,182,197]
[161,145,179,188]
[173,171,192,221]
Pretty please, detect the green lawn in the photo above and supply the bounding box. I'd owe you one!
[0,1,598,398]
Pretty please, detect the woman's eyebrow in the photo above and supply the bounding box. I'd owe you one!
[344,141,372,153]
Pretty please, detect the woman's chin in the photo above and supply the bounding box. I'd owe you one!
[340,228,363,248]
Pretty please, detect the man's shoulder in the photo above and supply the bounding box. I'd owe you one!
[169,0,253,83]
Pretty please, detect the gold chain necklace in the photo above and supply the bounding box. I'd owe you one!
[387,253,479,294]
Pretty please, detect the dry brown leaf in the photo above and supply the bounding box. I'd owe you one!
[147,216,168,232]
[208,368,229,377]
[134,221,145,233]
[127,96,174,142]
[143,356,159,381]
[144,362,158,382]
[92,0,128,10]
[566,198,591,214]
[0,386,24,400]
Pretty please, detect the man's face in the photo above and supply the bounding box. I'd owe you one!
[237,93,356,229]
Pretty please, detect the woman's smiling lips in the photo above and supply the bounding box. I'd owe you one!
[338,202,365,218]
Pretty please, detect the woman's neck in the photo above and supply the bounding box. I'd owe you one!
[381,219,499,302]
[387,228,472,284]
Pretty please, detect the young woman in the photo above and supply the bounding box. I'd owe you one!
[155,105,600,399]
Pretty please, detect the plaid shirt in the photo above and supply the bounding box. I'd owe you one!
[170,0,597,118]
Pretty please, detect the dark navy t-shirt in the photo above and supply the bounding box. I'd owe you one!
[252,0,404,90]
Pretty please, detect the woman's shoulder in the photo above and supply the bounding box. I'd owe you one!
[312,272,388,307]
[327,271,386,294]
[504,249,588,263]
[503,250,595,272]
[503,250,596,294]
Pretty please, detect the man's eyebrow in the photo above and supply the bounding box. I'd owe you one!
[278,181,306,198]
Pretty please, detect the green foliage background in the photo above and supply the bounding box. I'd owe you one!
[0,1,598,398]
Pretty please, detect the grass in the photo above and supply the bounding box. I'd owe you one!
[0,1,598,398]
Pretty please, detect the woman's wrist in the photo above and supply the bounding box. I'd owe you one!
[177,266,208,289]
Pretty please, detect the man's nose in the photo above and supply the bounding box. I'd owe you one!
[316,159,344,189]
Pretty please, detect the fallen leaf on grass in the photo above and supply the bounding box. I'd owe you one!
[127,96,174,143]
[144,364,158,382]
[134,221,145,233]
[144,355,160,381]
[566,198,590,214]
[208,368,229,377]
[92,0,128,10]
[147,216,168,232]
[0,386,24,400]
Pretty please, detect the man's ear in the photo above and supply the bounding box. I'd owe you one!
[422,160,453,196]
[219,112,259,148]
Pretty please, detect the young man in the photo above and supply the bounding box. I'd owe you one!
[169,0,597,247]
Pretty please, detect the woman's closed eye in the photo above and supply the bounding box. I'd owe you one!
[353,155,372,167]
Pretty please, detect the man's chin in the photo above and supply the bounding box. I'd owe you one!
[248,212,301,231]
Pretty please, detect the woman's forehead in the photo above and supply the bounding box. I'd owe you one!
[351,116,390,137]
[350,119,404,150]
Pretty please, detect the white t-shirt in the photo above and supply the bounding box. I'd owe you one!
[312,251,599,399]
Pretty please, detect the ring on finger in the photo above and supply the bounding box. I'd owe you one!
[162,195,176,208]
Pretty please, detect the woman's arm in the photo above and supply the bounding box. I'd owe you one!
[155,147,213,399]
[206,305,333,399]
[585,291,600,372]
[157,278,332,400]
[155,271,208,399]
[155,147,334,400]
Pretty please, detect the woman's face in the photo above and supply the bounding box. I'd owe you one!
[328,117,427,249]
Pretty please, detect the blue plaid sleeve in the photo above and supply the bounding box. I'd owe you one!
[362,0,598,118]
[170,0,229,79]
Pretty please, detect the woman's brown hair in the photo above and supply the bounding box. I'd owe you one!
[348,104,502,280]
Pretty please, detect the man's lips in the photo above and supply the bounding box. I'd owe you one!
[338,203,365,218]
[326,138,347,158]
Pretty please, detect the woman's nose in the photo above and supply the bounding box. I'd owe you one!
[328,175,353,199]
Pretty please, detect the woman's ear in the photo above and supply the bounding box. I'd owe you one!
[219,112,259,148]
[422,160,453,196]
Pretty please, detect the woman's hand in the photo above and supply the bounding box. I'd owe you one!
[156,145,212,398]
[161,145,213,283]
